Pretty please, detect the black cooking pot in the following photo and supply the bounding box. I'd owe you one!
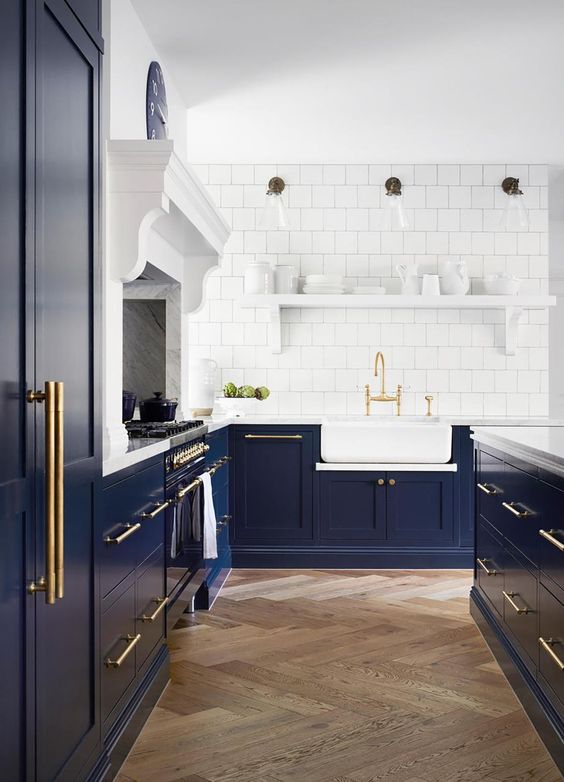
[122,390,137,423]
[139,391,178,423]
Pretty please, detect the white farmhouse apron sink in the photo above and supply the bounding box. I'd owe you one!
[321,419,453,464]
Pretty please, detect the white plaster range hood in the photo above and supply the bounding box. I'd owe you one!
[104,140,231,461]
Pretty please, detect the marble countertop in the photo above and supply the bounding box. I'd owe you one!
[103,415,564,476]
[471,426,564,477]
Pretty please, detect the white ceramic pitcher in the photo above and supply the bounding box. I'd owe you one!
[440,259,469,295]
[188,358,217,416]
[396,263,420,295]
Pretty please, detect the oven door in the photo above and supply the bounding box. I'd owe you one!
[165,468,204,623]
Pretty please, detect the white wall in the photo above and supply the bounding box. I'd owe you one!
[189,163,549,417]
[109,0,187,162]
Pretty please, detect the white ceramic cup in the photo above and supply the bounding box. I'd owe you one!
[274,265,298,294]
[421,274,441,296]
[244,262,274,294]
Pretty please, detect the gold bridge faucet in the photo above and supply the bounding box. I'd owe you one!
[364,351,402,416]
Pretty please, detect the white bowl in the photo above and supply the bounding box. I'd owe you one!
[216,397,258,417]
[483,277,521,295]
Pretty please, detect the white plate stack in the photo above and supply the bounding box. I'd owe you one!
[303,274,346,294]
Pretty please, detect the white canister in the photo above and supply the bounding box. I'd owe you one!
[188,358,217,416]
[274,265,298,294]
[244,262,274,295]
[421,274,441,296]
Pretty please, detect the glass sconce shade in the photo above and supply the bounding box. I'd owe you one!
[259,190,290,229]
[387,193,410,230]
[500,176,529,229]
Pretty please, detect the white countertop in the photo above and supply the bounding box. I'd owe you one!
[103,415,564,476]
[471,426,564,478]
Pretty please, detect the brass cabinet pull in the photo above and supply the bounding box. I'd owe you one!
[388,479,396,486]
[244,434,302,440]
[503,590,530,614]
[104,634,141,668]
[377,479,385,486]
[539,529,564,552]
[54,382,64,599]
[140,597,168,623]
[104,523,142,545]
[477,483,497,496]
[216,514,232,535]
[502,501,530,518]
[477,558,498,576]
[539,637,564,670]
[26,381,56,604]
[141,500,170,520]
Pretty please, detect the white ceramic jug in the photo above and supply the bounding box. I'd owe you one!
[188,358,217,416]
[396,263,420,295]
[440,259,469,295]
[244,262,274,295]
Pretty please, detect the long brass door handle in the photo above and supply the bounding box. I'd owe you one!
[502,502,530,518]
[104,634,141,668]
[503,591,530,614]
[140,597,168,623]
[539,529,564,552]
[141,500,170,520]
[539,637,564,670]
[54,382,64,599]
[104,523,142,545]
[244,434,302,440]
[477,558,498,576]
[27,381,56,604]
[477,483,498,496]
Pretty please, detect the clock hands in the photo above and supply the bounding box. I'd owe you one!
[156,104,167,125]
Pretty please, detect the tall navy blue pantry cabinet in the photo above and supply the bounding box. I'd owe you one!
[0,1,103,780]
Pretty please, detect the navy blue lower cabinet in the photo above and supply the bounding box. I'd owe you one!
[387,472,454,545]
[319,472,386,542]
[232,426,317,543]
[471,442,564,774]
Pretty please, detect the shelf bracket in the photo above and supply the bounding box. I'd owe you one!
[505,306,523,356]
[269,304,282,354]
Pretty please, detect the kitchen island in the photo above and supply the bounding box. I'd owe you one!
[471,426,564,773]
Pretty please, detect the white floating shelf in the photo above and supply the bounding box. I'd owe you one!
[240,294,556,355]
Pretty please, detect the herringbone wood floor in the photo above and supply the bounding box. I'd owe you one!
[118,570,561,782]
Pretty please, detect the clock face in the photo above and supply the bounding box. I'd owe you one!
[146,61,168,140]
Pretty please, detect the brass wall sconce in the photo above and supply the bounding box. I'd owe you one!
[384,176,409,229]
[259,176,289,229]
[500,176,528,228]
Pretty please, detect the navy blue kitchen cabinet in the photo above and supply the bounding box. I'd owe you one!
[0,1,104,779]
[472,442,564,774]
[387,472,454,544]
[319,472,387,541]
[232,426,317,543]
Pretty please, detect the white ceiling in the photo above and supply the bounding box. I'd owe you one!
[131,0,564,163]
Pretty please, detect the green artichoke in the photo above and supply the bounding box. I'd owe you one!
[255,386,270,401]
[223,382,237,398]
[237,385,256,398]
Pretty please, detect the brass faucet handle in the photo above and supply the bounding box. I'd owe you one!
[425,394,434,417]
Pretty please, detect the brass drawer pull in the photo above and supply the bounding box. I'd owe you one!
[477,483,497,496]
[539,637,564,671]
[140,597,168,623]
[539,529,564,552]
[244,434,302,440]
[503,590,530,614]
[104,633,141,668]
[216,514,232,535]
[477,558,497,576]
[104,523,141,545]
[141,500,170,520]
[502,501,530,518]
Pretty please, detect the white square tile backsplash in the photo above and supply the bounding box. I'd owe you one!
[189,164,549,417]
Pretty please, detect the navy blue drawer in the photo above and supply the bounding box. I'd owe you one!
[538,584,564,719]
[477,449,506,532]
[537,482,564,593]
[503,549,538,669]
[135,545,166,672]
[101,581,136,726]
[501,463,540,567]
[476,521,505,618]
[100,462,165,597]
